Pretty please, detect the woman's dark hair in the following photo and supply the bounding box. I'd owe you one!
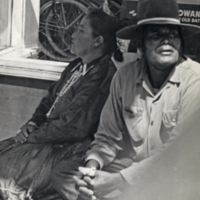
[86,8,126,62]
[135,24,185,57]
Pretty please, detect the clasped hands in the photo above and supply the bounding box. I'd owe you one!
[73,161,125,200]
[15,122,38,143]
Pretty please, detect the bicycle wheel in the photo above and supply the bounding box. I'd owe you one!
[39,0,88,62]
[108,0,122,18]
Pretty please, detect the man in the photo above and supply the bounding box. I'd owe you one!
[74,0,200,199]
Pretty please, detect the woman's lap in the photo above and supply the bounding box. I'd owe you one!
[51,159,84,200]
[0,137,91,200]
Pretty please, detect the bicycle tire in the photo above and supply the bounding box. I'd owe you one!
[39,0,89,62]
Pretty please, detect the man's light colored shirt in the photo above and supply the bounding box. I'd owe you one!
[86,57,200,184]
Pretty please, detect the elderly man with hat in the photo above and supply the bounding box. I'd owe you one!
[74,0,200,199]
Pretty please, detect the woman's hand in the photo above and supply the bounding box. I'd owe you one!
[15,122,37,143]
[74,167,125,200]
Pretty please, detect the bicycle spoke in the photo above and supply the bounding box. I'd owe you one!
[63,12,84,30]
[40,21,77,30]
[60,0,67,27]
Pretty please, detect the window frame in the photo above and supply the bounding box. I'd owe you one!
[0,0,68,81]
[0,0,12,50]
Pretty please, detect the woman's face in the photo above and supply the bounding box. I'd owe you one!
[144,25,181,70]
[71,16,96,58]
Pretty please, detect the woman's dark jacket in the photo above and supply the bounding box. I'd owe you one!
[27,55,116,144]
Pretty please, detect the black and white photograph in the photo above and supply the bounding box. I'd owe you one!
[0,0,200,199]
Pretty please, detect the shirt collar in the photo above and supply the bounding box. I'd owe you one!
[71,55,108,76]
[167,65,180,84]
[136,57,186,85]
[82,64,87,76]
[85,55,106,68]
[82,54,108,76]
[168,57,187,84]
[136,59,146,84]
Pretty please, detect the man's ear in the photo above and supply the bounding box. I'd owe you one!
[94,35,104,47]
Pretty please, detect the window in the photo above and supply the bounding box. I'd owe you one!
[0,0,67,81]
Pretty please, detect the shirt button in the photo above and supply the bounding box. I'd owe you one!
[151,121,154,126]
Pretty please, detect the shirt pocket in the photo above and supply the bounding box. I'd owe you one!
[161,109,178,143]
[123,106,144,140]
[162,109,178,129]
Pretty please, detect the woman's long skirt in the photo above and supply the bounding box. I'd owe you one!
[0,137,91,200]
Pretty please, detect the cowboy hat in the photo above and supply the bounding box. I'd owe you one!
[117,0,200,39]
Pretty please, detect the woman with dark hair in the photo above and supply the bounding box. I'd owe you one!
[0,9,124,200]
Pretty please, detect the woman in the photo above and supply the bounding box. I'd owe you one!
[0,9,124,200]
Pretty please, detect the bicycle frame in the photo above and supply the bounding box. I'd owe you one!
[39,0,122,61]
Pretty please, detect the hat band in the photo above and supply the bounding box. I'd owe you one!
[138,18,180,25]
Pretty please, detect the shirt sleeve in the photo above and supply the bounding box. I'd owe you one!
[85,70,127,168]
[28,83,57,126]
[28,68,68,126]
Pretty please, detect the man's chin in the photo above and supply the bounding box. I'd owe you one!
[151,58,178,70]
[157,56,179,66]
[156,63,177,71]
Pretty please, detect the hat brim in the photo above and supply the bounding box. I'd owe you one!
[117,22,200,40]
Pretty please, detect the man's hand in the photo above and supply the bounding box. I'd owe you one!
[74,167,125,199]
[15,123,38,143]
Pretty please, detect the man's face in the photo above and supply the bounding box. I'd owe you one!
[144,25,182,70]
[70,16,96,57]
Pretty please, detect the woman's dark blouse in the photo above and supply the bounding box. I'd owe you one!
[27,55,116,144]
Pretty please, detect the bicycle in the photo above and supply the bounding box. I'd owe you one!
[38,0,122,62]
